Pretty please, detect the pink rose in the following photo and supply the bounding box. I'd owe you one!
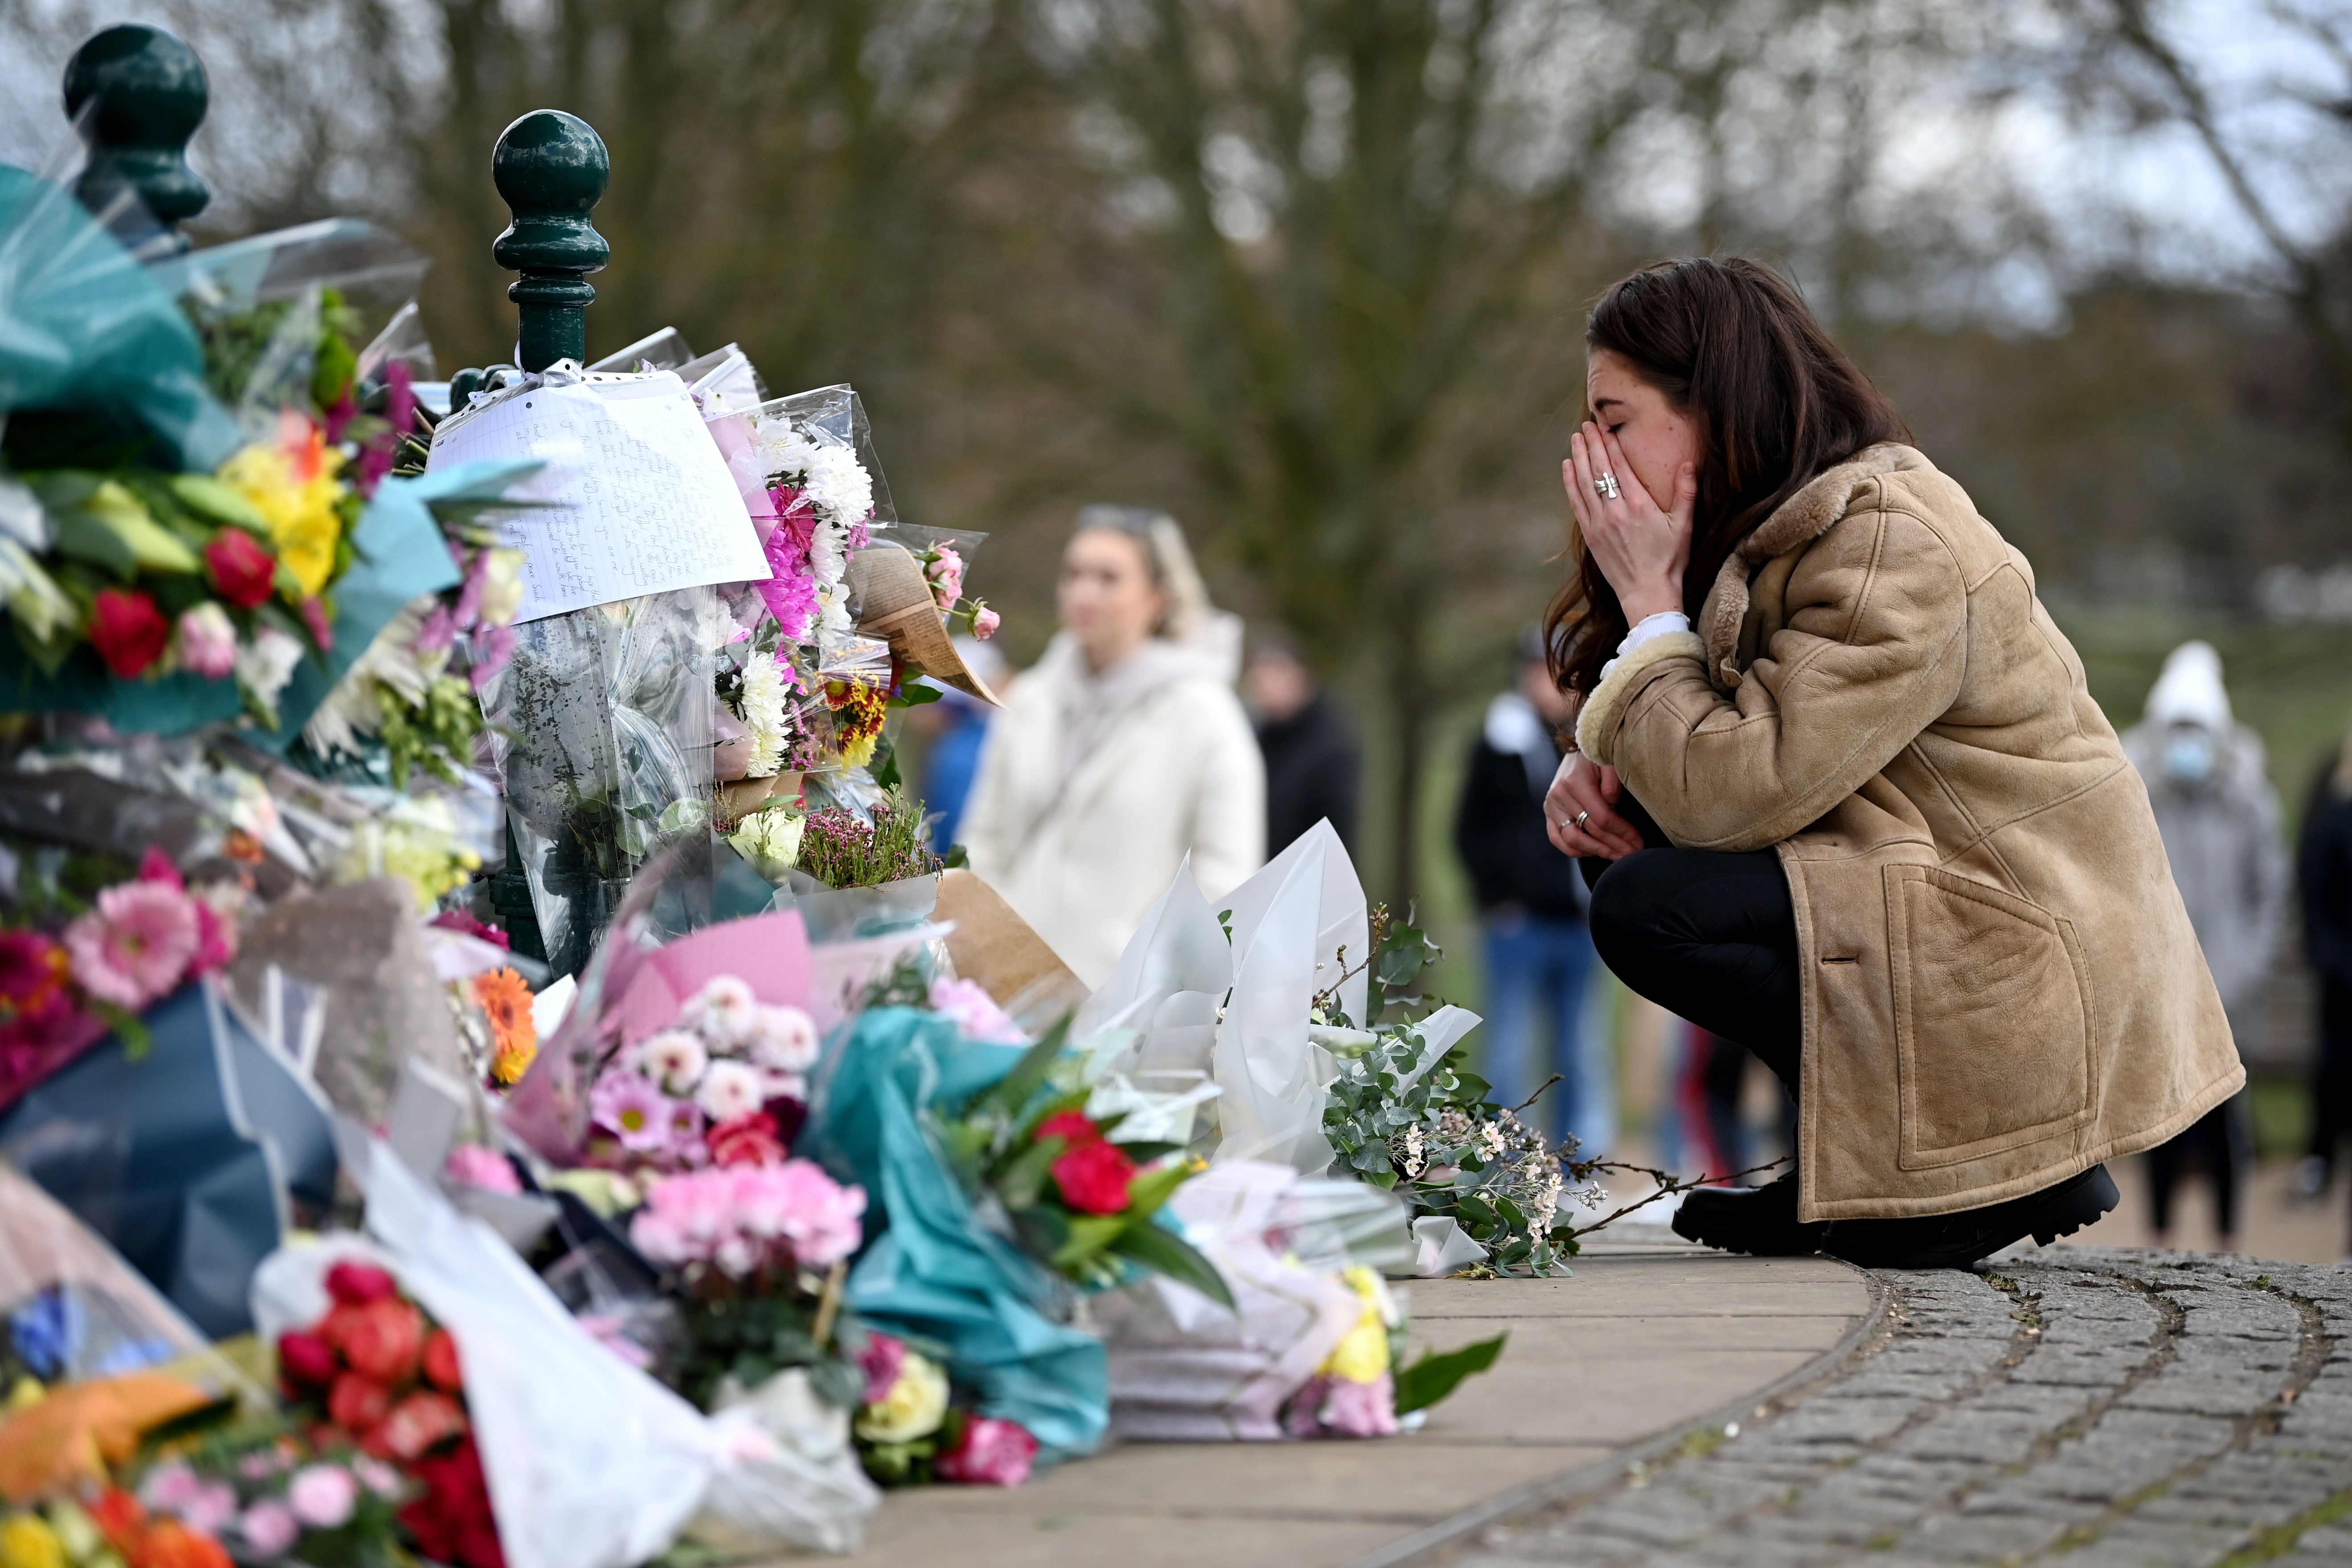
[239,1500,299,1557]
[172,604,237,679]
[288,1463,358,1529]
[972,605,1000,640]
[934,1417,1037,1487]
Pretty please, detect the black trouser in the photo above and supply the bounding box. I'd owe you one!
[2145,1098,2246,1237]
[1579,794,1803,1098]
[2308,978,2352,1168]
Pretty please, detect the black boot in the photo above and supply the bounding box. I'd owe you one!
[1820,1165,2119,1271]
[1672,1167,1829,1257]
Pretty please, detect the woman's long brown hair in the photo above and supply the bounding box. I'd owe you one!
[1545,257,1911,701]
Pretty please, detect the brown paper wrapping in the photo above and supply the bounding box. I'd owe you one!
[935,870,1088,1020]
[847,542,1000,705]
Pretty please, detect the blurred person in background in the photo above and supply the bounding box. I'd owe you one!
[1245,630,1359,856]
[915,636,1010,853]
[1455,626,1610,1155]
[2295,716,2352,1253]
[2121,641,2287,1253]
[963,506,1263,986]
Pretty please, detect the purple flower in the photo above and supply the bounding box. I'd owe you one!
[590,1071,675,1154]
[413,604,458,657]
[470,622,516,692]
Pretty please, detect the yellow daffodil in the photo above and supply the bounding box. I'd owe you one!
[216,415,345,598]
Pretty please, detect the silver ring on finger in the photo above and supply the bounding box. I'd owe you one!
[1594,472,1620,501]
[1573,810,1590,831]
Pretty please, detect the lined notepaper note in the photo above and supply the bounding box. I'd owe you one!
[427,372,769,622]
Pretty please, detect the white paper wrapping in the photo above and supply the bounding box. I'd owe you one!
[1094,1160,1372,1440]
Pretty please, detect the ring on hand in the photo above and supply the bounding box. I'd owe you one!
[1594,472,1621,501]
[1572,810,1590,831]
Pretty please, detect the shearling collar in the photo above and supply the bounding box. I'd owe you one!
[1696,442,1928,690]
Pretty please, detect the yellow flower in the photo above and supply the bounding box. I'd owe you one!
[0,1513,65,1568]
[216,421,346,599]
[854,1350,948,1444]
[1321,1265,1397,1384]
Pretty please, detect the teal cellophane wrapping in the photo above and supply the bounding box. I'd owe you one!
[248,458,537,752]
[802,1006,1107,1463]
[0,461,529,737]
[0,166,239,473]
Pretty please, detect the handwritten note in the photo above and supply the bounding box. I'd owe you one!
[427,372,770,622]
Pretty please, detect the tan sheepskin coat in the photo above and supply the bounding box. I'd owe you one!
[1574,443,2242,1221]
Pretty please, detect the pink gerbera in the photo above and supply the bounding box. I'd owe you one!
[63,880,201,1011]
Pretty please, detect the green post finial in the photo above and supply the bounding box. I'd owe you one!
[491,110,610,373]
[62,24,210,254]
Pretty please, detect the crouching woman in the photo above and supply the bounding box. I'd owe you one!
[1546,257,2241,1268]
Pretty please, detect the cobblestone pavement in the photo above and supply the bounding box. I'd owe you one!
[1433,1249,2352,1568]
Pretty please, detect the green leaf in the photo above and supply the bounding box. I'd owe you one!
[1118,1159,1193,1222]
[165,474,269,535]
[972,1014,1071,1123]
[942,843,970,870]
[993,1133,1064,1212]
[1393,1332,1507,1415]
[1049,1213,1127,1269]
[1110,1221,1235,1310]
[892,682,943,707]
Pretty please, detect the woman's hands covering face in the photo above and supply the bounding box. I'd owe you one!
[1545,750,1643,862]
[1563,421,1695,625]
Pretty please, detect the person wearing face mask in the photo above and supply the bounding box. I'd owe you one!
[2120,641,2287,1252]
[961,506,1265,986]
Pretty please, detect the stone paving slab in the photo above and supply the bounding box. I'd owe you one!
[1432,1248,2352,1568]
[845,1245,1876,1567]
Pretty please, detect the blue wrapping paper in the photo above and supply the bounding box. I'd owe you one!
[803,1007,1107,1463]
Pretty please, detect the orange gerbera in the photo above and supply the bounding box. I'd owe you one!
[471,967,537,1086]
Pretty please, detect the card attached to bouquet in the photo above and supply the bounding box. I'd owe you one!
[429,372,770,621]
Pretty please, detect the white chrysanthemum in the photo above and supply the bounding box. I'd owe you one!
[753,419,820,484]
[696,1058,766,1123]
[739,652,789,778]
[682,975,760,1047]
[634,1029,709,1094]
[803,442,873,527]
[745,1004,820,1074]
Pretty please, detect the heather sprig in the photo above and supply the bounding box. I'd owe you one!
[793,787,938,889]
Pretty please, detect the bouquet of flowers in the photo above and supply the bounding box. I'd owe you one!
[790,788,937,892]
[929,1014,1231,1306]
[585,974,824,1176]
[269,1258,500,1568]
[129,1439,412,1568]
[1,847,242,1107]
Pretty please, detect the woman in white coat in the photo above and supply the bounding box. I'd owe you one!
[963,506,1265,986]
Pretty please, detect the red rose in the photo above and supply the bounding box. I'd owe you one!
[277,1329,339,1388]
[1050,1137,1136,1216]
[707,1111,783,1168]
[203,529,276,609]
[89,588,170,678]
[423,1327,463,1391]
[370,1389,470,1461]
[1035,1110,1101,1148]
[401,1438,505,1568]
[324,1259,400,1305]
[335,1297,425,1384]
[328,1370,393,1434]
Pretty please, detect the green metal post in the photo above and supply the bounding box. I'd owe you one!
[490,110,610,372]
[61,24,209,254]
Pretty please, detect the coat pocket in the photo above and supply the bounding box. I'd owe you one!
[1884,865,2096,1169]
